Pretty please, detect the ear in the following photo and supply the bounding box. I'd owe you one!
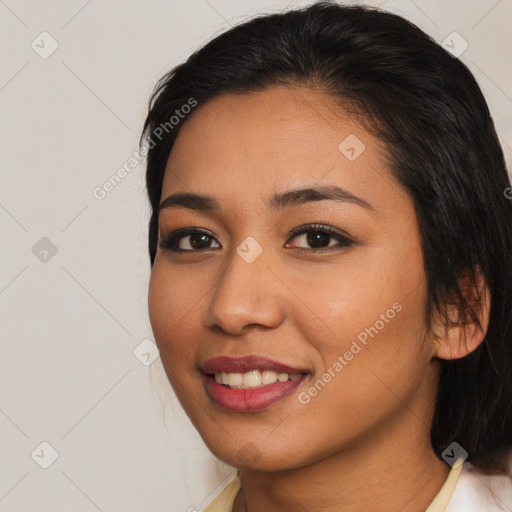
[432,266,491,361]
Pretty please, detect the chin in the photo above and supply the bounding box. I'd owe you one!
[207,441,309,473]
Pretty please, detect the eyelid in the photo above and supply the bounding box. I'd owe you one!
[158,227,218,252]
[158,223,355,252]
[287,222,352,241]
[284,223,355,251]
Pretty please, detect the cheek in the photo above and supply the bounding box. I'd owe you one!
[148,262,202,374]
[148,263,174,346]
[286,252,421,355]
[293,240,429,396]
[311,270,428,414]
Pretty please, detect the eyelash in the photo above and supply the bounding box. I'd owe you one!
[158,223,355,253]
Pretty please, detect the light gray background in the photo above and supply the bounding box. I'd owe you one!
[1,0,510,511]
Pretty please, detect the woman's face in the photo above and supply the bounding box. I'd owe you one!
[148,86,440,471]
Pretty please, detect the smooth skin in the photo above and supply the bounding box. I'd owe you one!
[148,86,490,512]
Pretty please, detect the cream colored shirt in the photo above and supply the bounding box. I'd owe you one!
[203,455,512,512]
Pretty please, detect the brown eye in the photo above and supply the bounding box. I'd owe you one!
[306,230,333,248]
[286,224,354,251]
[159,229,220,252]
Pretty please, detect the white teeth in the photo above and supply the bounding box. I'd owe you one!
[261,370,278,385]
[228,372,243,387]
[243,370,261,387]
[213,369,302,389]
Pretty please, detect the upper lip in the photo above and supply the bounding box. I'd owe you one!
[201,355,309,375]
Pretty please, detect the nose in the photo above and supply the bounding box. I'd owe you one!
[204,245,285,336]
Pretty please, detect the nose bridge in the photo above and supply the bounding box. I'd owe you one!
[205,241,283,334]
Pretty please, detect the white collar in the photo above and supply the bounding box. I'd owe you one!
[445,454,512,511]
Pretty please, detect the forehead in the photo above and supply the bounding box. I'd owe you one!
[161,86,399,213]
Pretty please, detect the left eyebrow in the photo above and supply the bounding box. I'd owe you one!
[158,184,375,214]
[266,184,375,212]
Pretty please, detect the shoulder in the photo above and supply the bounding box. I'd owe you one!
[445,450,512,512]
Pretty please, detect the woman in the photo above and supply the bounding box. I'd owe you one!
[140,3,512,511]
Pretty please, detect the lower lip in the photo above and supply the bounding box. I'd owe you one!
[204,374,308,412]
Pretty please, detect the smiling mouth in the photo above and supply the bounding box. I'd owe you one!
[203,372,309,412]
[200,355,311,411]
[212,369,305,390]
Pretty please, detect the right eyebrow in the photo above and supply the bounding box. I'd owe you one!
[159,192,221,214]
